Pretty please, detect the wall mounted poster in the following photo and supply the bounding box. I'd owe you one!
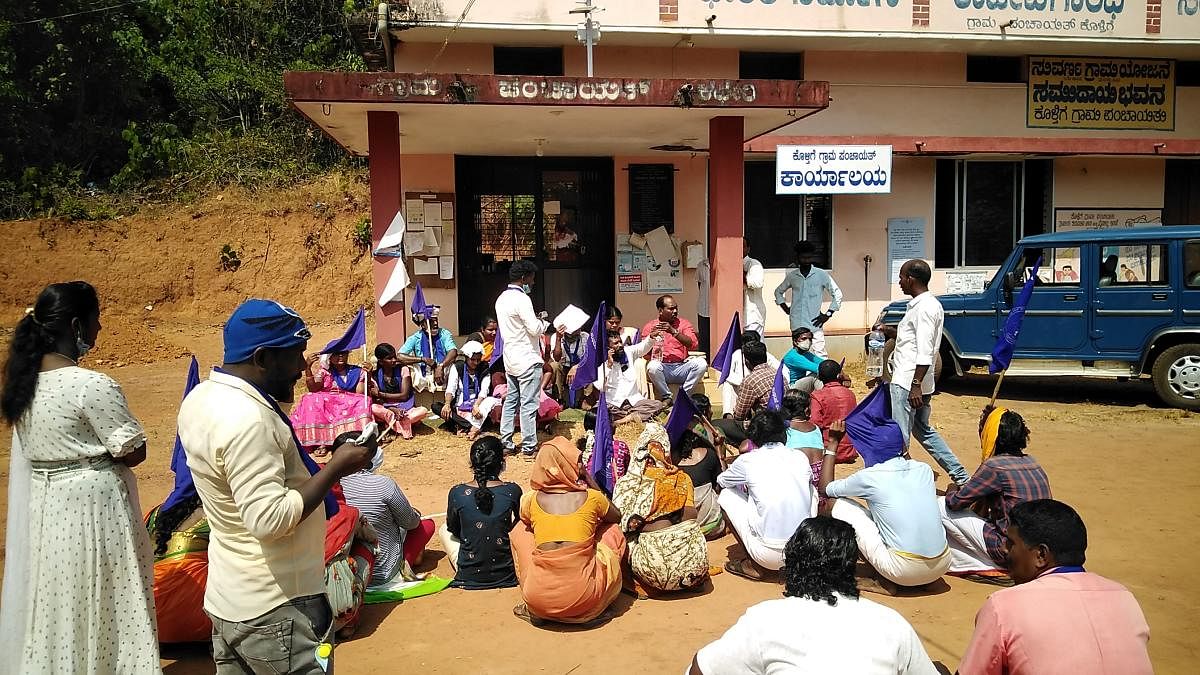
[628,164,674,234]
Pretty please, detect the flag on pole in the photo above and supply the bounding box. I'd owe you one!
[844,385,905,467]
[162,356,201,513]
[321,307,367,354]
[989,257,1043,374]
[711,312,742,385]
[489,329,505,368]
[587,391,615,496]
[664,390,701,450]
[767,361,787,411]
[571,301,607,393]
[410,282,430,320]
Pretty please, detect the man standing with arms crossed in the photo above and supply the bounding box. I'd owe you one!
[496,260,550,458]
[875,259,969,486]
[742,237,766,339]
[774,241,843,357]
[181,299,372,674]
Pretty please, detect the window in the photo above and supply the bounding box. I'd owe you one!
[1177,61,1200,87]
[1185,241,1200,288]
[478,194,537,262]
[935,159,1053,268]
[967,55,1025,83]
[739,52,803,80]
[1097,243,1168,287]
[743,161,831,268]
[1019,246,1081,286]
[1165,159,1200,225]
[493,47,564,76]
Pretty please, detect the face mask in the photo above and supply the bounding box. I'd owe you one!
[521,284,532,294]
[797,339,813,351]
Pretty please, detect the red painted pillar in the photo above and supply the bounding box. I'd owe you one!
[367,110,408,345]
[708,116,744,354]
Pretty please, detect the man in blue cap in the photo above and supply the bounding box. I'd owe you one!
[179,299,372,674]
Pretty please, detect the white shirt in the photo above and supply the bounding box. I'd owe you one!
[444,363,494,408]
[495,285,549,377]
[716,443,815,547]
[595,338,653,406]
[179,370,326,622]
[825,457,948,558]
[697,258,711,317]
[696,594,938,675]
[743,256,766,332]
[889,291,944,395]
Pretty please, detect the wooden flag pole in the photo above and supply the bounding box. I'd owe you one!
[989,370,1007,407]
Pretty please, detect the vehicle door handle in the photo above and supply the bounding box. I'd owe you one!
[1063,294,1078,301]
[1152,293,1168,301]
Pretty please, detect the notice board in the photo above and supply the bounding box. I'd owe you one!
[628,164,674,234]
[403,191,455,289]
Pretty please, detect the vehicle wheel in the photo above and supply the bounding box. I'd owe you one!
[1151,344,1200,411]
[880,339,942,385]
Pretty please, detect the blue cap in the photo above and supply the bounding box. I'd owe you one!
[223,299,311,364]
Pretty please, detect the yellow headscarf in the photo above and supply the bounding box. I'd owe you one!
[979,407,1009,463]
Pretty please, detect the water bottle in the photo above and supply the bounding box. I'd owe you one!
[866,327,886,378]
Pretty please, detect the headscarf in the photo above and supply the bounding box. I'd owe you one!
[223,299,311,363]
[980,407,1009,462]
[460,340,485,358]
[530,437,585,493]
[613,423,694,532]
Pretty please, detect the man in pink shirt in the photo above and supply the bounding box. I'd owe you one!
[641,294,707,403]
[958,499,1151,675]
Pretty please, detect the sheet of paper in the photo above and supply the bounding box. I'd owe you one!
[422,227,441,256]
[544,200,561,216]
[414,257,439,275]
[440,226,455,254]
[628,232,647,249]
[376,210,405,252]
[552,304,590,334]
[404,232,424,256]
[438,256,454,280]
[684,243,705,268]
[405,199,425,230]
[423,202,443,229]
[440,201,454,220]
[378,260,410,306]
[644,226,676,265]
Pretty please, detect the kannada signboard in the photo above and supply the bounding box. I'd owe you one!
[934,0,1144,39]
[775,145,892,195]
[1027,56,1175,131]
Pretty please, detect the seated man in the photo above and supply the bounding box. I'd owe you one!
[808,360,858,463]
[782,327,826,394]
[641,294,707,402]
[712,340,775,448]
[435,341,500,440]
[550,321,591,407]
[818,417,951,594]
[941,407,1051,579]
[717,410,815,580]
[718,330,780,419]
[595,329,665,424]
[689,517,938,675]
[339,449,435,585]
[959,499,1151,675]
[398,306,458,391]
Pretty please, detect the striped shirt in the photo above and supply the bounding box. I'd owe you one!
[340,471,422,584]
[945,454,1052,565]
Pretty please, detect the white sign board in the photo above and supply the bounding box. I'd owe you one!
[1054,208,1162,232]
[886,217,927,287]
[945,270,992,295]
[776,145,892,195]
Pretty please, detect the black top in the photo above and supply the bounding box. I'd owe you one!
[446,481,523,590]
[680,447,721,489]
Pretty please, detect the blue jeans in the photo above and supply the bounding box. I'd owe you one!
[647,357,708,399]
[501,364,543,455]
[888,383,969,485]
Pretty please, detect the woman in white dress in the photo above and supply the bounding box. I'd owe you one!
[0,281,161,674]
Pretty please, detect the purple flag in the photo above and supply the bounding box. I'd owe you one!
[587,391,615,496]
[665,391,701,450]
[844,386,905,467]
[410,282,429,319]
[767,361,787,411]
[571,301,607,392]
[162,356,201,513]
[488,328,504,368]
[990,257,1042,374]
[321,307,367,354]
[712,312,741,385]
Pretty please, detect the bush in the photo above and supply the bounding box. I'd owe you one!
[352,215,372,251]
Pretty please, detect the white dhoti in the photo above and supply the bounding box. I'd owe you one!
[938,500,1004,574]
[718,488,785,571]
[830,498,950,587]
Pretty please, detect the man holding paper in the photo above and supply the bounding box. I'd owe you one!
[495,260,550,458]
[549,304,592,407]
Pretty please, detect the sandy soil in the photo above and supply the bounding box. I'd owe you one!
[2,178,1198,673]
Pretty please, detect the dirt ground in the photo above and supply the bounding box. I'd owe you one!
[2,178,1198,673]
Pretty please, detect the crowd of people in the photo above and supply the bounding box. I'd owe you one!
[0,258,1154,674]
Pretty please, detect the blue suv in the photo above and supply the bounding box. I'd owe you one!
[876,226,1200,410]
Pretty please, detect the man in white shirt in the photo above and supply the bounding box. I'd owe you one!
[876,259,968,485]
[690,517,938,675]
[595,330,666,424]
[180,299,371,674]
[717,409,815,579]
[495,260,550,457]
[743,238,766,338]
[774,241,844,357]
[696,256,711,357]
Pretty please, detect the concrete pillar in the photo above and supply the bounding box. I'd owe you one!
[367,110,409,345]
[708,116,745,354]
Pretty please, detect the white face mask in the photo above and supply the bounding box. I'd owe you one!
[797,339,813,351]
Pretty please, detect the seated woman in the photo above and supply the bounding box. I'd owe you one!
[613,424,710,596]
[940,407,1052,580]
[437,341,501,439]
[782,327,826,394]
[439,436,523,589]
[508,437,626,625]
[144,495,211,644]
[581,409,631,483]
[369,343,430,440]
[674,429,726,539]
[291,350,372,453]
[686,393,731,466]
[323,481,377,639]
[339,444,436,585]
[782,391,824,452]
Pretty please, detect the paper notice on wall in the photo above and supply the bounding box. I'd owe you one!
[440,202,454,221]
[404,232,424,256]
[645,247,683,293]
[378,261,410,306]
[628,232,647,249]
[375,211,405,256]
[684,243,705,269]
[405,200,425,230]
[553,304,590,334]
[440,226,455,255]
[438,256,454,280]
[414,257,439,276]
[618,273,643,293]
[644,226,676,264]
[886,217,927,288]
[423,202,443,230]
[422,227,441,256]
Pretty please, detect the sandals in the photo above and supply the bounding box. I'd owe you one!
[724,558,766,582]
[512,604,546,626]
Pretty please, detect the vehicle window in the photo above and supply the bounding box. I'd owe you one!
[1097,243,1168,288]
[1186,241,1200,289]
[1020,246,1080,286]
